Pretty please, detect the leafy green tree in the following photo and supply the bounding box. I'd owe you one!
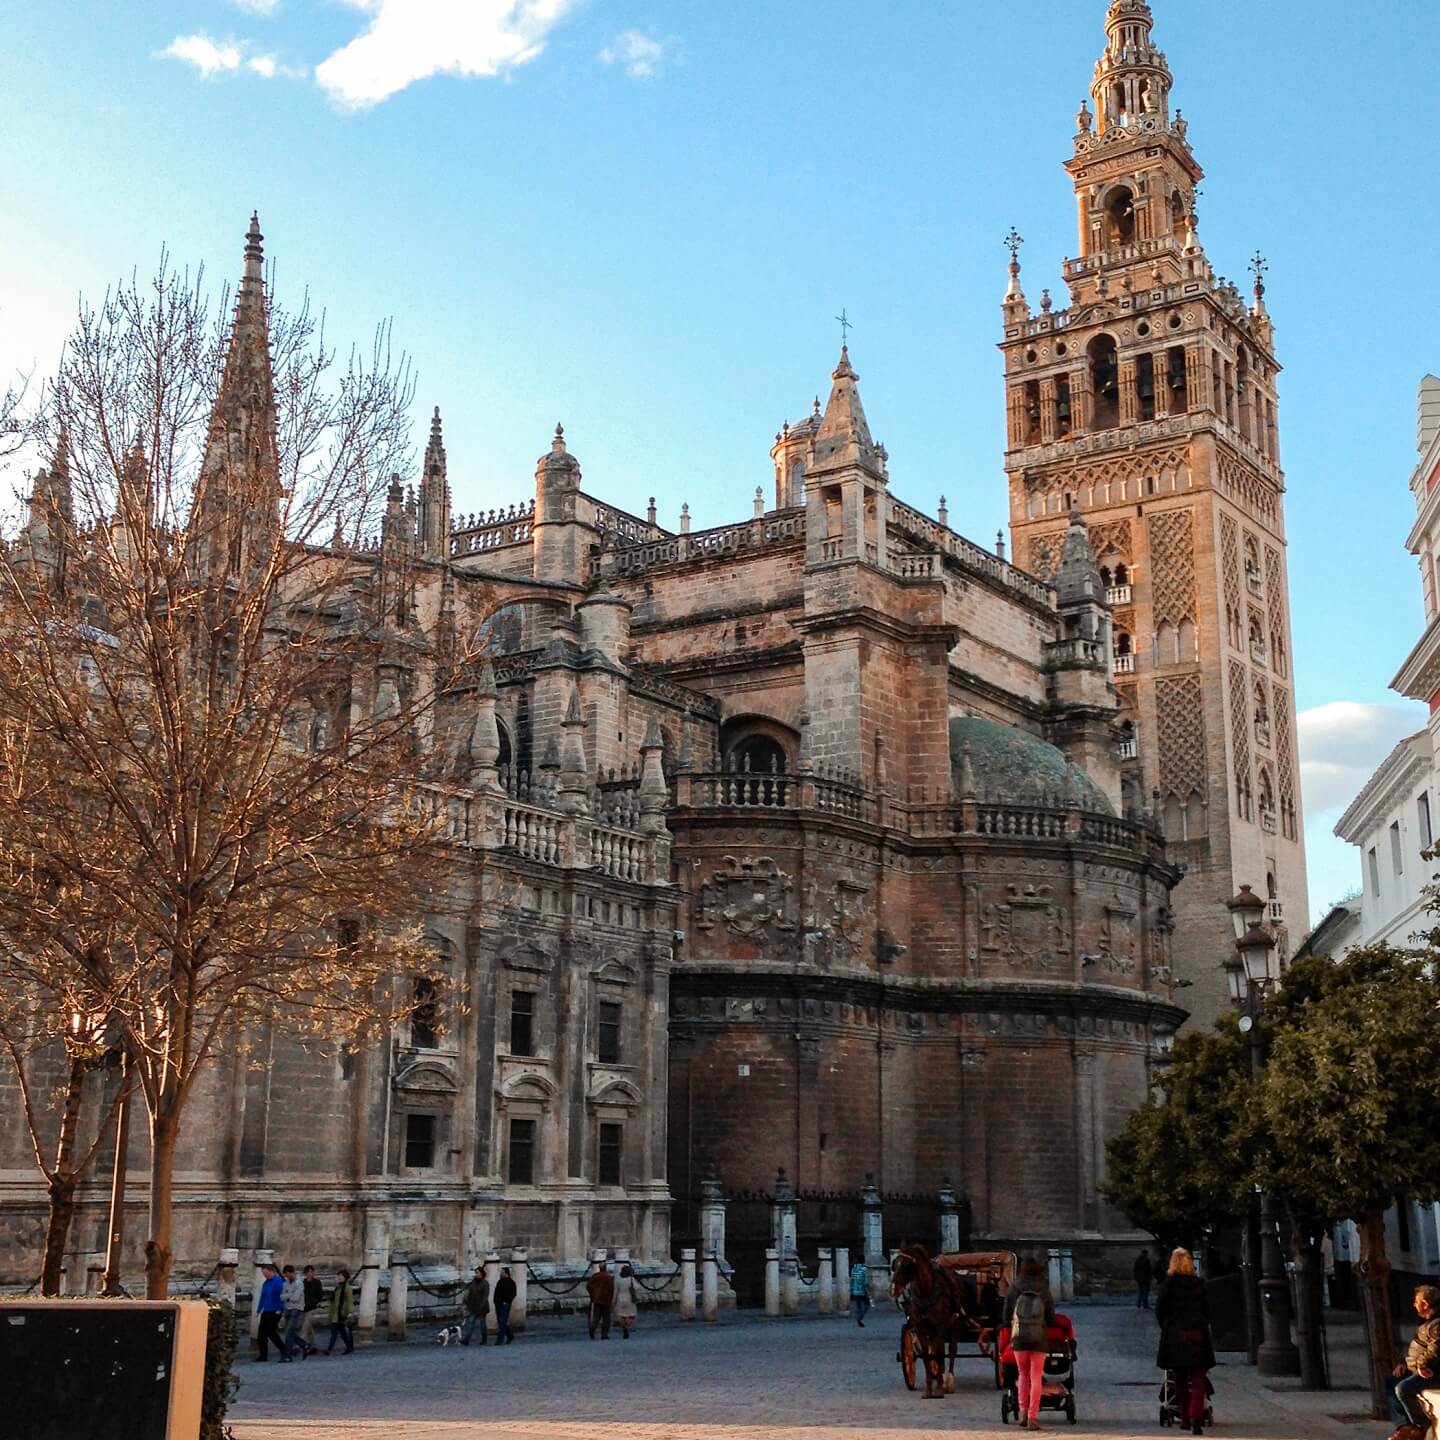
[1104,1017,1256,1247]
[1259,944,1440,1416]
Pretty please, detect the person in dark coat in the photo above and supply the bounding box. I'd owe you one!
[1156,1247,1216,1436]
[461,1266,490,1346]
[1134,1250,1154,1310]
[493,1266,518,1345]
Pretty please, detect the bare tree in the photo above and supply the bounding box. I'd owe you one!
[0,219,478,1297]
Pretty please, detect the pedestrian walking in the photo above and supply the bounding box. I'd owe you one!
[849,1260,871,1327]
[493,1266,517,1345]
[255,1262,287,1362]
[297,1264,324,1355]
[612,1263,638,1340]
[461,1265,490,1346]
[586,1261,615,1340]
[1134,1249,1154,1310]
[1155,1247,1215,1437]
[324,1269,355,1355]
[279,1264,306,1360]
[1387,1284,1440,1440]
[1004,1258,1058,1431]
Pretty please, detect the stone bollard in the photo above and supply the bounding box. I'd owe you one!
[387,1262,408,1342]
[862,1179,888,1303]
[1060,1249,1075,1302]
[251,1249,274,1340]
[699,1176,727,1270]
[86,1255,105,1296]
[218,1248,239,1310]
[510,1247,529,1334]
[58,1260,69,1296]
[357,1246,385,1334]
[835,1246,851,1318]
[937,1181,961,1256]
[701,1251,719,1323]
[764,1248,781,1317]
[817,1248,834,1316]
[1047,1248,1064,1299]
[782,1252,800,1317]
[484,1250,502,1307]
[679,1248,697,1322]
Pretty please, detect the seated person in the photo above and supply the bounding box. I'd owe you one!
[1389,1285,1440,1440]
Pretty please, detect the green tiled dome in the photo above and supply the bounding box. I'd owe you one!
[949,715,1114,815]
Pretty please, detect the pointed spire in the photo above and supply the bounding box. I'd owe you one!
[811,345,883,477]
[1091,0,1171,134]
[1054,503,1104,606]
[244,211,264,283]
[419,404,451,559]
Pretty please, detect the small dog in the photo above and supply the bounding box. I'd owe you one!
[435,1325,464,1346]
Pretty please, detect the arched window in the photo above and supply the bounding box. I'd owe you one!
[1185,791,1207,839]
[1105,187,1136,246]
[1089,335,1120,430]
[1237,772,1253,822]
[496,719,513,771]
[1249,614,1265,660]
[1177,618,1196,663]
[1258,769,1277,828]
[731,736,787,776]
[1114,563,1129,586]
[1155,620,1177,665]
[1099,565,1113,589]
[1116,632,1132,656]
[1137,354,1156,422]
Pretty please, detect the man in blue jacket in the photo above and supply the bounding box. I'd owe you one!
[256,1262,288,1362]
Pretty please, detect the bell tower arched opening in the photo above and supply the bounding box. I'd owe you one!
[1088,335,1120,430]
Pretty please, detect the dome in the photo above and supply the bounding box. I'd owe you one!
[949,715,1114,815]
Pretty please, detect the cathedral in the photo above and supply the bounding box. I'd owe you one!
[0,0,1303,1294]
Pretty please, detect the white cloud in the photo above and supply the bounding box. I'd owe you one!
[158,33,301,81]
[598,29,679,79]
[1296,700,1426,816]
[161,33,245,77]
[230,0,281,14]
[315,0,582,110]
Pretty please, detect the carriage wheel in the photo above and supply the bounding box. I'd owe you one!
[900,1326,918,1391]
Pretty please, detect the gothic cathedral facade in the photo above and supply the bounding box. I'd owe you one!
[1003,0,1307,1024]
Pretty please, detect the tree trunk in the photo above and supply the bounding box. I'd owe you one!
[1356,1206,1395,1420]
[144,1110,179,1300]
[1290,1211,1329,1391]
[40,1176,78,1297]
[39,1055,88,1296]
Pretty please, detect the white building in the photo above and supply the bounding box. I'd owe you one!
[1322,375,1440,1282]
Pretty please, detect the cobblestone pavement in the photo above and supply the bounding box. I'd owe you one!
[230,1302,1392,1440]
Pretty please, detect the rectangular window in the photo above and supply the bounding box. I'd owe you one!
[510,991,535,1057]
[404,1112,436,1169]
[1420,793,1433,852]
[411,977,439,1049]
[1390,820,1405,877]
[1368,847,1381,896]
[598,1123,623,1187]
[508,1118,536,1185]
[597,1001,622,1065]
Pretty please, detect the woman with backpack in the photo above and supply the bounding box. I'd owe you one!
[1005,1258,1058,1430]
[1156,1247,1215,1436]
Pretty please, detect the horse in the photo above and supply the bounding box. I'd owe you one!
[891,1245,967,1399]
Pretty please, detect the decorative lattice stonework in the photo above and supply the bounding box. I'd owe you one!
[1217,447,1279,524]
[1148,509,1196,625]
[1274,683,1297,837]
[1265,545,1287,675]
[1229,659,1252,801]
[1220,513,1241,620]
[1026,528,1069,581]
[1156,673,1206,798]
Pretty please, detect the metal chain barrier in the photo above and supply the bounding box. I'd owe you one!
[523,1261,597,1296]
[401,1262,467,1301]
[628,1264,682,1295]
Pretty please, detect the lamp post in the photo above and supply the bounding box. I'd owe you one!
[1226,886,1301,1378]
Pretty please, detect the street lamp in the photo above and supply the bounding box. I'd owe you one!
[1224,889,1300,1378]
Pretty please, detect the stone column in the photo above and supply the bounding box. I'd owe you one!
[85,1255,105,1296]
[764,1248,780,1317]
[1060,1249,1075,1301]
[699,1176,727,1266]
[862,1179,887,1302]
[938,1183,961,1256]
[1039,378,1057,445]
[510,1248,529,1333]
[1048,1247,1064,1298]
[357,1246,385,1334]
[701,1251,719,1323]
[817,1248,834,1316]
[251,1248,274,1341]
[835,1245,851,1318]
[218,1248,239,1310]
[387,1263,408,1342]
[679,1248,697,1321]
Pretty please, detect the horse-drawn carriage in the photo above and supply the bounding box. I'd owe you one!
[893,1249,1017,1396]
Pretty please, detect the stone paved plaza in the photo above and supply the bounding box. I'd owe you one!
[229,1303,1391,1440]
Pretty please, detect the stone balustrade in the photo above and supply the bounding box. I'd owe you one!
[451,500,535,557]
[608,509,805,577]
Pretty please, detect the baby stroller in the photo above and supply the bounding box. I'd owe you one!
[999,1316,1078,1426]
[1159,1371,1214,1429]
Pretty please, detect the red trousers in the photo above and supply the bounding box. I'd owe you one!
[1015,1350,1047,1420]
[1173,1367,1208,1423]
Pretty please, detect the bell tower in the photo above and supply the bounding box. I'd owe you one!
[1002,0,1307,1025]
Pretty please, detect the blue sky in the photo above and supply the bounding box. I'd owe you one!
[3,0,1438,926]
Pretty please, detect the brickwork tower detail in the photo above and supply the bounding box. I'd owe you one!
[1002,0,1307,1024]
